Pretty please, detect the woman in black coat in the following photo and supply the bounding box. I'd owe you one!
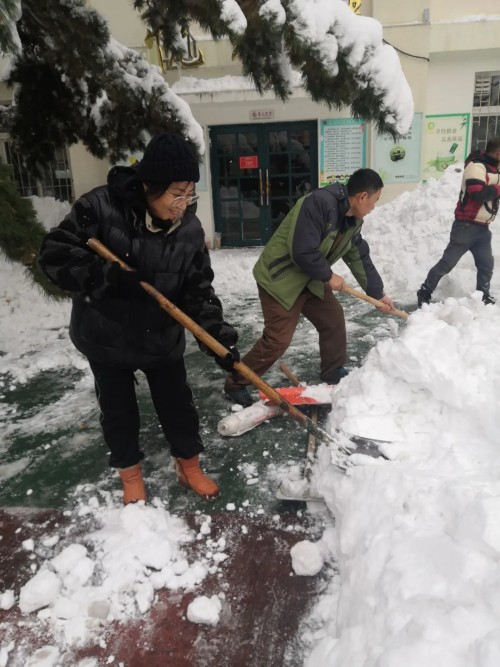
[39,133,240,503]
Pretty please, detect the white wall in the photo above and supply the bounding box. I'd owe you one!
[373,0,429,25]
[90,0,146,49]
[68,145,110,200]
[430,0,500,23]
[426,49,499,115]
[372,0,499,25]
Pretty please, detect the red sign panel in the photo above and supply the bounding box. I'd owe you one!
[239,155,259,169]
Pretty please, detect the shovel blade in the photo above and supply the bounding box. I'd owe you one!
[259,385,333,406]
[275,478,323,503]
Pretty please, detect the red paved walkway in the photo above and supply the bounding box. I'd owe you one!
[0,508,321,666]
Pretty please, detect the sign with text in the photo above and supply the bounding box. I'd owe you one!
[374,113,422,184]
[422,113,470,180]
[320,118,366,186]
[239,155,259,170]
[250,109,274,120]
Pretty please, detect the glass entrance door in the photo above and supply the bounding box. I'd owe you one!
[210,121,317,246]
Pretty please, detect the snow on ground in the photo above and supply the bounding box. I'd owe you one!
[301,168,500,665]
[1,165,500,665]
[7,489,226,659]
[307,294,500,666]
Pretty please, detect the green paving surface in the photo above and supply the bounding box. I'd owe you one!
[0,292,415,513]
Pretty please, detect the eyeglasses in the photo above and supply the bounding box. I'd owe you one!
[166,192,199,209]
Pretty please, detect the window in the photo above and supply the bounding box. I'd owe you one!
[1,139,74,202]
[472,72,500,151]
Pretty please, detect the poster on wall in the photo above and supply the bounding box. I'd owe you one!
[373,113,422,183]
[421,113,470,180]
[320,118,366,186]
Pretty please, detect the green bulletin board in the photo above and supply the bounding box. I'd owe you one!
[422,113,470,180]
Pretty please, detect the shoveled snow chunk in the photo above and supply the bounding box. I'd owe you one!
[0,589,15,610]
[290,540,324,576]
[19,569,61,613]
[0,640,15,667]
[51,543,87,574]
[186,594,222,625]
[25,645,60,666]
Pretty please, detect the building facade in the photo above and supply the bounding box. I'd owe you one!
[1,1,499,247]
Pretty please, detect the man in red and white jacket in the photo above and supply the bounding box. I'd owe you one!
[418,137,500,306]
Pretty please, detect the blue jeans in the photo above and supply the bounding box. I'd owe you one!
[423,219,494,296]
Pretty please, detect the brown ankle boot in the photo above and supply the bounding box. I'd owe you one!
[175,455,219,499]
[118,464,146,505]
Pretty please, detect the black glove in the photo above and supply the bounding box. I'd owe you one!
[108,262,146,298]
[214,345,240,372]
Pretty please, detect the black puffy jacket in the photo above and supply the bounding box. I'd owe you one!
[38,166,237,368]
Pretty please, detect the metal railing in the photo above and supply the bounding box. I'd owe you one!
[1,139,74,202]
[472,72,500,151]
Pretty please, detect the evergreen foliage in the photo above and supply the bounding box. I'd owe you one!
[0,159,66,297]
[0,0,410,175]
[1,0,200,174]
[134,0,407,137]
[0,0,21,55]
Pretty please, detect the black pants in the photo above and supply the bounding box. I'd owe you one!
[89,359,204,469]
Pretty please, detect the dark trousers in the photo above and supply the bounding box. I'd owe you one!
[232,285,346,385]
[423,220,494,296]
[89,359,204,469]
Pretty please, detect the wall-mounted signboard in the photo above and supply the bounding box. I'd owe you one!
[421,113,470,180]
[374,113,422,184]
[320,118,366,186]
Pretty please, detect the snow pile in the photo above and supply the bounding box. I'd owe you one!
[302,383,335,405]
[304,294,500,664]
[0,197,73,376]
[337,165,467,301]
[330,292,500,444]
[29,196,71,232]
[7,488,230,654]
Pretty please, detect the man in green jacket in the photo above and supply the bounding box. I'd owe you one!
[224,168,395,407]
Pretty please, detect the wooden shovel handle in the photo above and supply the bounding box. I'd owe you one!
[280,363,318,481]
[304,407,319,482]
[279,362,303,387]
[342,285,409,320]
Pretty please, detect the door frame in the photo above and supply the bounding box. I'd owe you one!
[209,121,318,247]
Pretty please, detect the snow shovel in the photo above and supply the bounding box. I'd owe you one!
[275,364,324,502]
[87,238,353,471]
[342,285,409,320]
[217,364,331,436]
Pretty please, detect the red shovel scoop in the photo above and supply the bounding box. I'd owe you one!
[258,385,334,406]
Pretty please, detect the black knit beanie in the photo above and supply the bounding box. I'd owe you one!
[136,133,200,184]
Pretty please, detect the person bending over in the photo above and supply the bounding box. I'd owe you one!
[224,168,394,407]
